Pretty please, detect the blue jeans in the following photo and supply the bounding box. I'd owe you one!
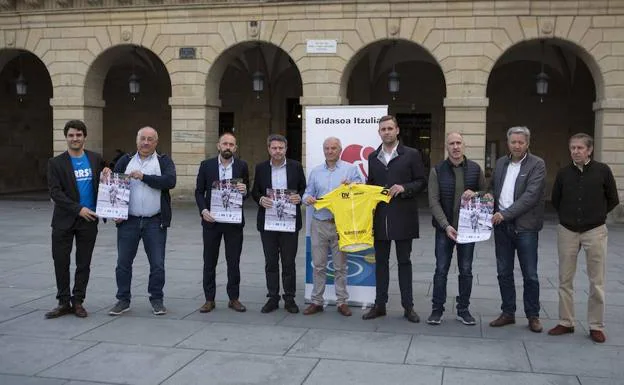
[432,229,475,312]
[116,215,167,303]
[494,223,540,318]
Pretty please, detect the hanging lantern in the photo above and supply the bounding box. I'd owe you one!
[252,71,264,99]
[388,69,400,100]
[16,73,27,101]
[128,73,140,100]
[536,71,549,103]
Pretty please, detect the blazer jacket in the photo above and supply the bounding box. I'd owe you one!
[194,156,250,228]
[367,143,427,240]
[251,159,306,232]
[47,150,105,230]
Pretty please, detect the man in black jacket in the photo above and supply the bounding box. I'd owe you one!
[548,133,619,343]
[195,132,249,314]
[252,134,306,314]
[108,127,176,316]
[46,120,106,319]
[362,115,427,323]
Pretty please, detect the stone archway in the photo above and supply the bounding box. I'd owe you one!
[343,39,447,171]
[206,41,303,169]
[0,49,52,194]
[84,44,172,163]
[486,38,598,195]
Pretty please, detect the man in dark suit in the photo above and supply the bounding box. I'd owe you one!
[362,115,427,323]
[195,132,250,313]
[252,134,306,314]
[46,119,106,319]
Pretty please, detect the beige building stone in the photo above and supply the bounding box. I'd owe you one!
[0,0,622,220]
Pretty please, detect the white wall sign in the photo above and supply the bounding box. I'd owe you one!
[306,39,337,54]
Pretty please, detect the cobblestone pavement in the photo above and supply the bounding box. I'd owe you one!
[0,200,623,385]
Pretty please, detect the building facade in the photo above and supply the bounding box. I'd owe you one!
[0,0,622,219]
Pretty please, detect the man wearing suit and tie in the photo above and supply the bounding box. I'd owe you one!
[46,120,106,319]
[252,134,306,314]
[195,132,250,313]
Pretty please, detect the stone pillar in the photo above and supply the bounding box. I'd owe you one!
[51,98,105,156]
[593,99,624,222]
[443,97,489,168]
[169,96,219,199]
[299,95,348,169]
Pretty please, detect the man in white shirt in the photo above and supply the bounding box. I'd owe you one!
[488,126,546,333]
[108,127,177,316]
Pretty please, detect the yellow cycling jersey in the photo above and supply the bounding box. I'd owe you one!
[314,184,391,252]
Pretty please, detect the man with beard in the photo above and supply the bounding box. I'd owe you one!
[46,120,106,318]
[195,132,250,313]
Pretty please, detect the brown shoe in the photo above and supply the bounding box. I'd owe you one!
[199,301,215,313]
[362,305,386,320]
[228,299,247,312]
[73,303,88,318]
[44,303,73,319]
[337,304,352,317]
[548,324,575,336]
[528,317,543,333]
[303,304,324,315]
[489,313,515,327]
[590,330,606,343]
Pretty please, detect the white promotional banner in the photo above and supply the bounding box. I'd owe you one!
[304,105,387,306]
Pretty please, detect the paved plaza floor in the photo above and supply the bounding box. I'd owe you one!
[1,199,623,385]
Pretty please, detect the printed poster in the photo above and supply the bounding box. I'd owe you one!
[264,188,297,232]
[96,172,130,219]
[456,195,494,244]
[210,178,243,224]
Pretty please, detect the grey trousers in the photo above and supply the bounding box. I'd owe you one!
[310,218,348,305]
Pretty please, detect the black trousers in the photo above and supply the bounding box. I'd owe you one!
[51,218,98,305]
[374,239,414,308]
[260,230,299,301]
[202,223,243,301]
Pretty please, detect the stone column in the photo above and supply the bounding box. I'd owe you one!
[593,99,624,222]
[443,97,489,168]
[169,96,219,198]
[51,98,105,156]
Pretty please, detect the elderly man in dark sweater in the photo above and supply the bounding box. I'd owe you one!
[548,133,619,343]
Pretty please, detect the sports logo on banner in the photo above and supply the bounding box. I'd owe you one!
[304,105,387,306]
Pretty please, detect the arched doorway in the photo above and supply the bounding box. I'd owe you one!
[207,42,303,170]
[344,39,447,171]
[84,45,171,164]
[0,49,52,194]
[487,39,597,195]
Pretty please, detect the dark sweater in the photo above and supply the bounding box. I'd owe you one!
[551,160,619,233]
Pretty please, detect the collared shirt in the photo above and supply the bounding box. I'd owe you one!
[218,155,234,181]
[573,158,591,172]
[303,160,363,220]
[378,143,399,166]
[126,152,161,217]
[270,158,288,189]
[499,153,527,211]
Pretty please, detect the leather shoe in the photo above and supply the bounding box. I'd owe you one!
[489,313,515,327]
[404,307,420,323]
[45,304,73,319]
[528,316,543,333]
[548,324,575,336]
[337,304,352,317]
[590,329,606,343]
[228,299,247,312]
[199,301,215,313]
[73,303,88,318]
[261,299,279,313]
[284,299,300,314]
[362,305,386,320]
[303,304,324,315]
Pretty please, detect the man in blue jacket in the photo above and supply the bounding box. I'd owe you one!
[108,126,176,316]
